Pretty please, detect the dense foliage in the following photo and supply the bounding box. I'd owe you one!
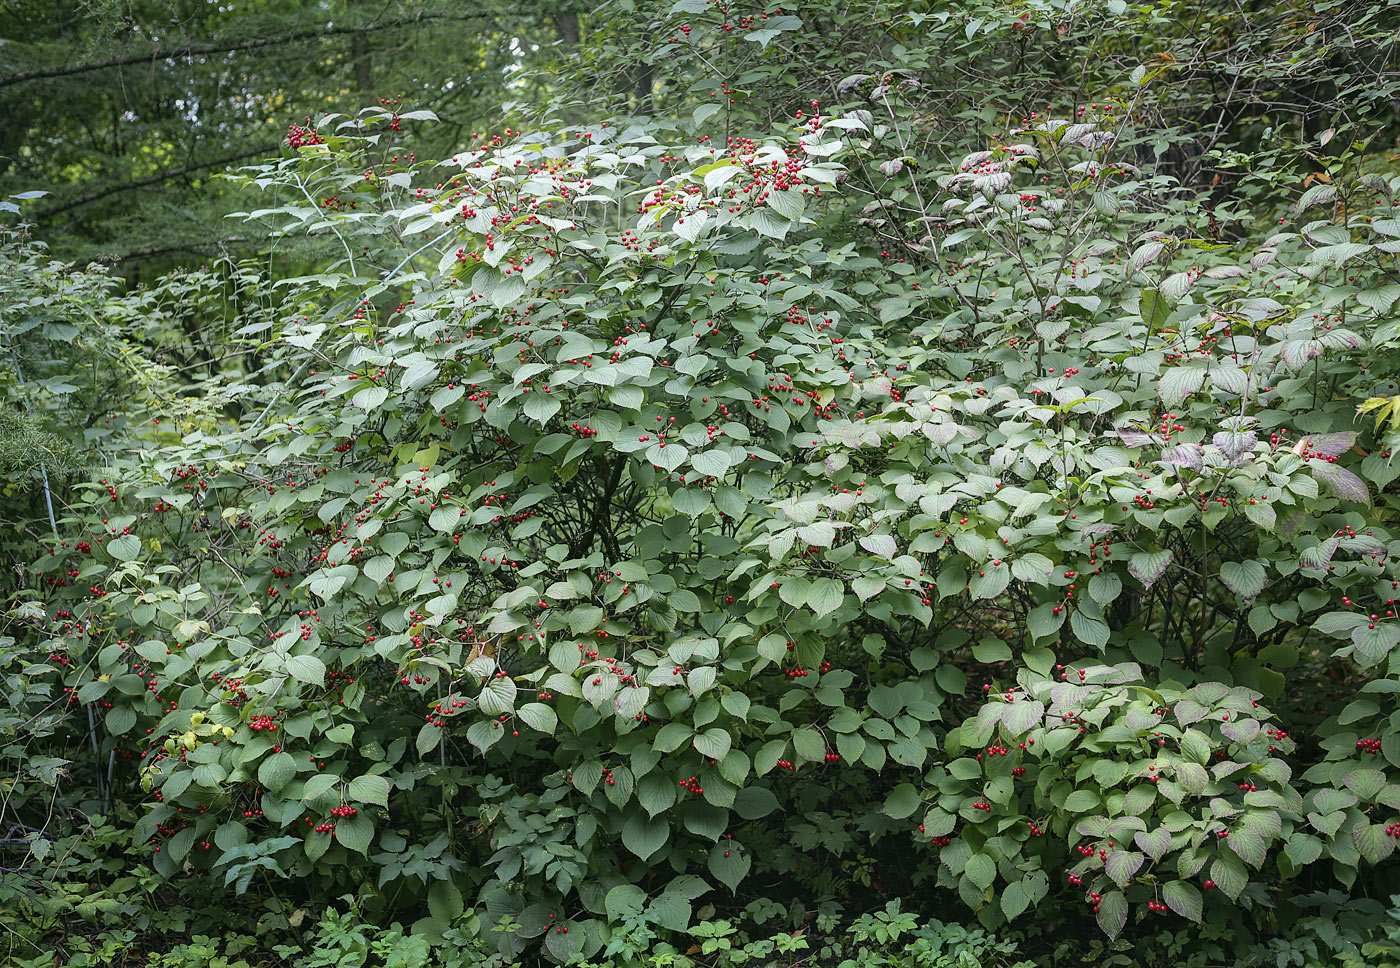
[6,1,1400,966]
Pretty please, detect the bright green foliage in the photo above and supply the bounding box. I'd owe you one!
[7,1,1400,966]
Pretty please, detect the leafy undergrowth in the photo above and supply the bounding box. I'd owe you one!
[7,2,1400,967]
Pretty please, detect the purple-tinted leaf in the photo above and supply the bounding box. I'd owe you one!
[1128,549,1173,587]
[1115,427,1155,447]
[1299,535,1343,571]
[1163,880,1203,922]
[1096,889,1128,939]
[1162,443,1203,470]
[1128,240,1166,276]
[1309,462,1371,506]
[1220,717,1261,743]
[1278,508,1307,537]
[1280,339,1324,370]
[1294,183,1338,213]
[1159,366,1205,405]
[1001,700,1045,736]
[1300,431,1357,457]
[1318,327,1362,349]
[1104,850,1144,887]
[1212,430,1257,464]
[1209,365,1249,394]
[1135,827,1172,861]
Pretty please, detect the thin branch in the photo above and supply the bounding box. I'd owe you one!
[37,146,277,218]
[78,236,258,265]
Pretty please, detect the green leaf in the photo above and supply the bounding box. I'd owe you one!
[765,187,805,221]
[348,774,389,807]
[1284,833,1324,868]
[1087,572,1122,605]
[693,727,732,760]
[972,637,1012,663]
[1219,560,1266,598]
[105,704,136,735]
[1128,549,1173,587]
[1105,850,1144,887]
[352,386,389,410]
[792,726,826,763]
[1134,827,1172,861]
[284,654,326,686]
[605,884,646,921]
[1210,851,1248,900]
[964,852,996,890]
[883,783,921,819]
[428,880,464,924]
[517,702,557,734]
[654,722,692,753]
[301,773,339,802]
[108,534,141,561]
[1027,603,1066,640]
[1070,609,1109,648]
[806,578,845,616]
[637,771,677,817]
[720,691,750,720]
[1001,879,1031,919]
[1064,790,1100,812]
[522,393,561,423]
[1140,287,1172,328]
[543,923,582,963]
[428,505,460,532]
[708,842,752,892]
[621,812,668,860]
[362,556,394,583]
[648,891,692,932]
[969,564,1009,600]
[478,676,517,716]
[1343,768,1387,800]
[572,759,604,796]
[334,811,373,854]
[691,450,732,477]
[852,576,885,600]
[259,751,297,791]
[734,786,779,819]
[416,723,442,758]
[1001,700,1044,736]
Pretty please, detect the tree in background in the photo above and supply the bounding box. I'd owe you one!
[0,0,583,267]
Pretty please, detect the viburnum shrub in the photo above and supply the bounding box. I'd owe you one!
[22,90,1400,961]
